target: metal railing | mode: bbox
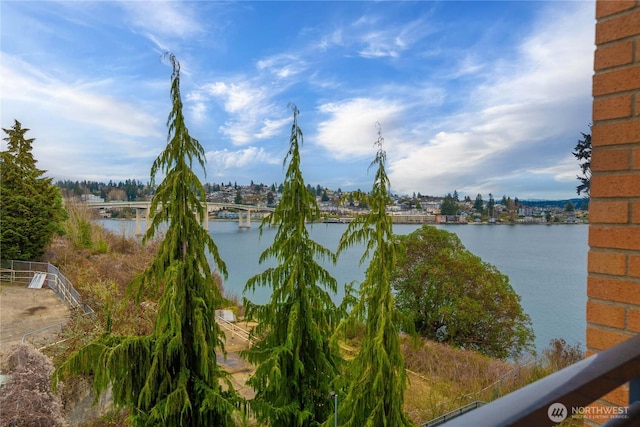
[422,401,486,426]
[0,259,93,315]
[440,333,640,426]
[21,320,68,348]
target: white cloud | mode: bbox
[204,81,266,114]
[256,117,292,140]
[193,79,289,145]
[207,147,279,172]
[316,98,405,159]
[528,155,580,183]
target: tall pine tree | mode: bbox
[242,104,341,426]
[0,120,65,260]
[334,124,413,427]
[54,53,240,426]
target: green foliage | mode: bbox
[54,53,239,426]
[473,193,484,213]
[440,193,459,216]
[333,124,414,427]
[242,104,341,426]
[77,219,94,249]
[94,239,110,254]
[0,120,66,260]
[392,224,535,359]
[572,130,591,197]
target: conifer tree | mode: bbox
[0,120,65,260]
[334,124,413,427]
[54,53,239,426]
[242,104,341,426]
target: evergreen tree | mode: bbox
[0,120,65,260]
[266,191,275,206]
[473,193,484,213]
[507,197,517,222]
[565,201,575,212]
[440,193,458,216]
[487,193,496,218]
[242,104,341,426]
[334,124,413,427]
[54,53,239,426]
[573,130,591,197]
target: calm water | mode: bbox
[99,220,588,352]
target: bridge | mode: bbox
[85,201,274,234]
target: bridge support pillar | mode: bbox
[145,205,150,233]
[135,208,142,236]
[238,210,251,229]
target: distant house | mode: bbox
[82,194,104,203]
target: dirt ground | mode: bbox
[0,281,257,405]
[0,283,70,350]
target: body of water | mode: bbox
[99,220,588,353]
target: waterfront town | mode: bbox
[67,180,588,225]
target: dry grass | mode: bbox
[401,336,584,425]
[41,204,160,364]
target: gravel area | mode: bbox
[0,284,70,349]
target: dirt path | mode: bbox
[217,320,256,399]
[0,284,70,349]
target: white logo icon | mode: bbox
[548,402,568,423]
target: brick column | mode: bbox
[586,0,640,425]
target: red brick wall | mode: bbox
[587,0,640,425]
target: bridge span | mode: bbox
[85,201,274,234]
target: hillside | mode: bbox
[18,209,582,426]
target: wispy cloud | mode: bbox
[1,54,162,138]
[1,52,164,181]
[192,72,291,146]
[120,1,205,50]
[257,54,307,80]
[382,2,594,197]
[207,147,280,176]
[356,18,429,59]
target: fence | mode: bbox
[422,401,486,426]
[0,259,93,315]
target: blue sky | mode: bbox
[1,1,595,200]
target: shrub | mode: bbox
[0,344,67,427]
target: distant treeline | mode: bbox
[519,198,588,210]
[56,179,588,209]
